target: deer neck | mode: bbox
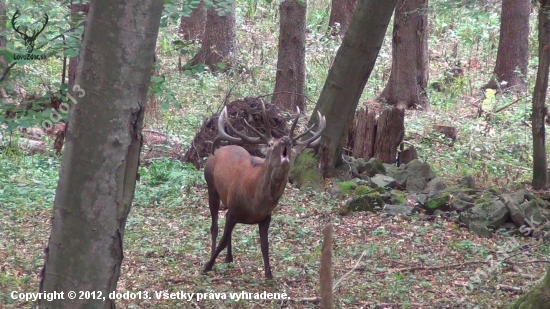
[255,159,290,205]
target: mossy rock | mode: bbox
[339,193,384,215]
[423,192,452,212]
[355,185,371,196]
[389,189,407,205]
[289,150,324,190]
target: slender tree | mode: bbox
[189,0,236,70]
[67,1,89,89]
[532,1,549,190]
[379,0,429,110]
[271,0,306,112]
[179,2,206,41]
[0,0,7,98]
[308,0,398,174]
[328,0,357,35]
[485,0,530,92]
[38,0,163,307]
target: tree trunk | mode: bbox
[532,1,549,190]
[328,0,357,35]
[190,1,236,70]
[308,0,398,175]
[485,0,530,92]
[508,267,550,309]
[379,0,429,110]
[179,2,206,41]
[271,0,306,112]
[37,0,163,308]
[68,2,89,89]
[0,0,7,98]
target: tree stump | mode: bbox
[351,107,376,159]
[373,107,405,163]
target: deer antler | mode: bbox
[290,110,326,147]
[216,101,272,145]
[30,13,49,40]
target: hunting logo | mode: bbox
[11,9,48,59]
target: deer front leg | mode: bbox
[258,215,273,279]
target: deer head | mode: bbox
[11,9,49,54]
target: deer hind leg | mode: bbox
[207,186,220,259]
[258,214,273,279]
[225,228,233,263]
[202,211,237,274]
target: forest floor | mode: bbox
[1,0,548,308]
[1,153,549,308]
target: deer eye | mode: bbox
[268,142,274,147]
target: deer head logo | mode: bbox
[11,9,49,54]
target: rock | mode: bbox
[459,175,475,189]
[502,193,524,227]
[393,169,409,188]
[403,159,436,179]
[423,192,452,212]
[451,192,475,212]
[389,190,407,205]
[328,184,342,197]
[469,222,493,238]
[370,174,397,189]
[406,175,427,193]
[339,194,384,215]
[459,198,509,230]
[362,157,386,177]
[355,185,371,196]
[384,204,415,216]
[383,163,399,178]
[425,177,448,192]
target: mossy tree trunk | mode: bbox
[379,0,429,110]
[271,0,306,112]
[485,0,530,92]
[37,0,163,308]
[308,0,398,176]
[532,1,550,190]
[508,267,550,309]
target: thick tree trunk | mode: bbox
[190,1,236,70]
[179,2,206,41]
[379,0,429,110]
[67,2,89,89]
[37,0,163,308]
[532,1,549,190]
[485,0,530,92]
[271,0,306,112]
[328,0,357,35]
[508,267,550,308]
[308,0,397,175]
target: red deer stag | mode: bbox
[202,102,326,279]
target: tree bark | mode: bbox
[379,0,429,110]
[507,267,550,309]
[67,2,89,89]
[190,1,236,70]
[328,0,357,35]
[38,0,163,308]
[308,0,398,175]
[485,0,530,92]
[179,2,206,41]
[373,107,404,163]
[271,0,306,112]
[350,107,376,159]
[532,1,550,190]
[0,0,7,98]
